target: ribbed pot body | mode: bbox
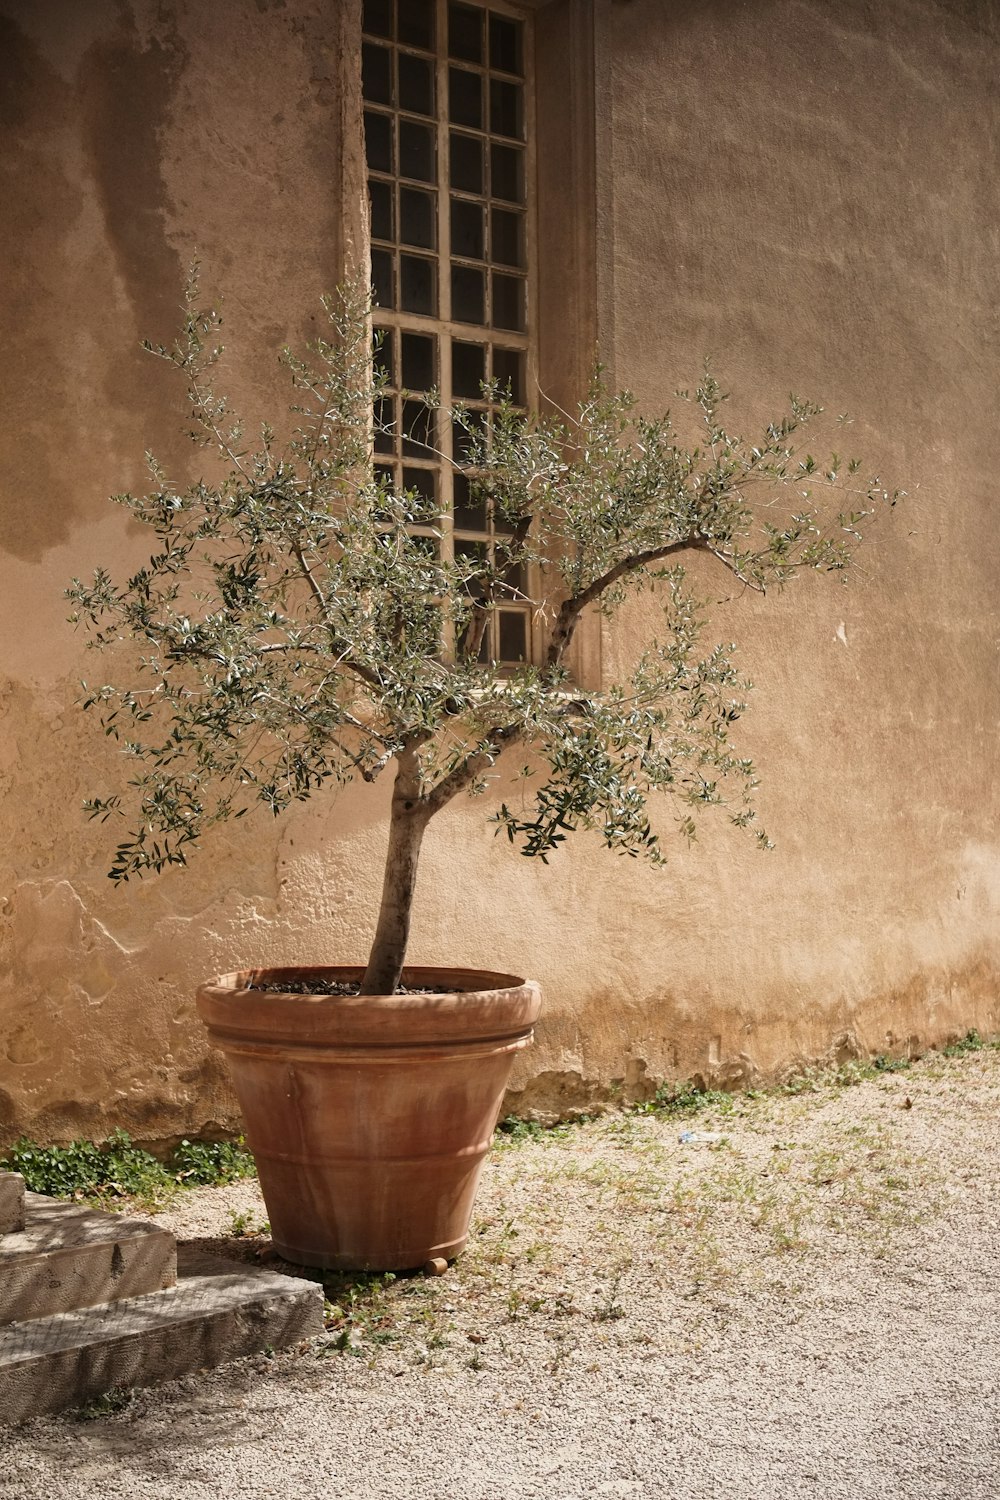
[195,966,542,1271]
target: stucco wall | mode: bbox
[576,0,1000,1103]
[1,0,998,1146]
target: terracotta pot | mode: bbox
[195,966,541,1271]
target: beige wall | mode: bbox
[579,0,1000,1102]
[1,0,998,1146]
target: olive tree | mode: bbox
[68,276,898,994]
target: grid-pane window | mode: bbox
[363,0,533,666]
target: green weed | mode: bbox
[318,1269,415,1354]
[226,1208,270,1237]
[942,1030,984,1057]
[72,1387,135,1421]
[778,1053,914,1097]
[170,1137,256,1185]
[494,1116,588,1149]
[2,1130,257,1208]
[639,1083,736,1118]
[495,1116,546,1144]
[4,1130,171,1206]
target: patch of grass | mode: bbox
[4,1130,171,1206]
[639,1083,736,1118]
[494,1115,589,1149]
[317,1269,427,1356]
[170,1137,256,1186]
[778,1054,914,1097]
[491,1039,998,1151]
[2,1130,257,1209]
[942,1029,985,1057]
[495,1116,547,1144]
[72,1387,136,1421]
[226,1208,270,1237]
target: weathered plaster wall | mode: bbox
[1,0,999,1145]
[546,0,1000,1110]
[0,0,371,1144]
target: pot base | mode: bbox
[271,1234,467,1274]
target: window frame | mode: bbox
[354,0,601,685]
[362,0,539,670]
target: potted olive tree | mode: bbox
[68,277,897,1270]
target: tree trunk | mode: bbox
[361,757,431,995]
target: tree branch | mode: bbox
[188,367,250,480]
[702,545,767,594]
[256,641,322,654]
[292,539,331,619]
[546,535,711,666]
[458,600,491,666]
[288,540,388,694]
[423,722,524,818]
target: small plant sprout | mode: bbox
[68,271,900,993]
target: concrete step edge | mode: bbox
[1,1194,179,1324]
[0,1246,325,1425]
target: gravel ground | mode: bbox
[3,1044,1000,1499]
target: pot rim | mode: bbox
[195,965,542,1048]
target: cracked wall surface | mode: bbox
[2,0,999,1144]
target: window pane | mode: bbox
[452,340,486,398]
[452,408,486,464]
[452,263,486,325]
[450,131,484,194]
[408,534,439,565]
[401,331,436,391]
[489,15,522,76]
[491,271,524,331]
[400,253,437,315]
[398,0,434,49]
[411,539,441,578]
[363,0,393,39]
[402,397,436,456]
[363,2,534,667]
[451,197,484,261]
[500,556,526,594]
[362,42,393,105]
[369,178,393,241]
[490,78,522,140]
[373,325,395,385]
[399,119,435,181]
[448,2,484,63]
[490,143,523,203]
[453,472,487,531]
[398,52,434,116]
[448,67,482,129]
[400,186,436,248]
[491,207,524,268]
[491,347,524,404]
[371,247,395,309]
[365,111,394,174]
[455,538,489,594]
[498,611,528,663]
[402,466,438,516]
[374,395,396,454]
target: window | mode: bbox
[362,0,534,666]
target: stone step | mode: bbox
[0,1243,325,1425]
[0,1193,177,1324]
[0,1173,25,1234]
